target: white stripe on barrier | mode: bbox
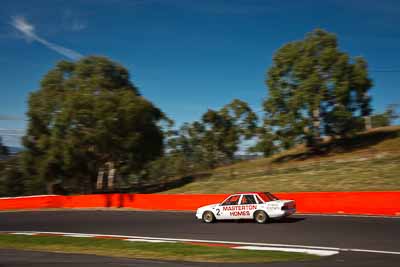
[0,195,59,200]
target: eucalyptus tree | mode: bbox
[201,99,258,164]
[22,56,166,193]
[167,99,258,168]
[263,29,372,148]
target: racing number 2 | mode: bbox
[216,208,221,216]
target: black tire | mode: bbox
[254,210,269,224]
[202,211,215,223]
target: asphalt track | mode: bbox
[0,210,399,266]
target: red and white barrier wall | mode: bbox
[0,192,399,216]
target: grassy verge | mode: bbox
[165,126,400,193]
[0,234,319,263]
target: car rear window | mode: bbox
[255,195,264,204]
[257,192,279,202]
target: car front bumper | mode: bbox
[195,211,202,220]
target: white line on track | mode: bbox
[235,246,339,256]
[125,239,176,243]
[8,232,37,235]
[62,234,98,238]
[2,231,399,256]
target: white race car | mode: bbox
[196,192,296,224]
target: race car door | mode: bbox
[218,194,242,219]
[238,194,258,219]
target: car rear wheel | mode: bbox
[202,211,215,223]
[254,211,268,224]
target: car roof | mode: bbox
[235,192,268,195]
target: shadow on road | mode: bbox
[215,217,306,224]
[271,217,306,223]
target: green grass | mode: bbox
[0,234,318,263]
[165,126,400,193]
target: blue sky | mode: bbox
[0,0,399,147]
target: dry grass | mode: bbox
[165,126,400,193]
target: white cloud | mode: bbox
[63,9,87,32]
[11,16,83,60]
[71,21,87,32]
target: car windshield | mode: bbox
[221,195,240,205]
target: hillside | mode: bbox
[165,126,400,193]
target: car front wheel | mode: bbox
[202,211,215,223]
[254,211,268,224]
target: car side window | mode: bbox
[241,195,257,205]
[255,195,264,204]
[221,195,240,205]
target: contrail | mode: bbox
[11,16,83,60]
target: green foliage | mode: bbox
[371,104,399,128]
[168,99,258,169]
[22,56,166,194]
[261,29,373,150]
[248,129,276,157]
[142,154,189,185]
[0,156,26,197]
[0,138,8,156]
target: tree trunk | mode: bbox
[107,162,116,190]
[312,108,321,139]
[46,182,54,195]
[96,168,104,190]
[308,108,322,149]
[364,116,372,131]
